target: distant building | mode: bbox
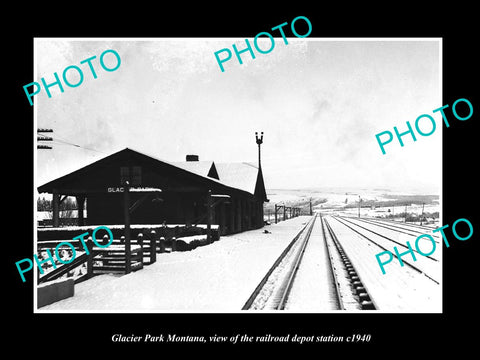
[37,147,268,235]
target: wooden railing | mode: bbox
[37,240,94,284]
[37,232,158,285]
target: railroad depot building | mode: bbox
[37,147,268,236]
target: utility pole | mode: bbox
[420,202,425,226]
[37,128,53,149]
[358,195,361,218]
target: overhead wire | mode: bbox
[38,130,107,154]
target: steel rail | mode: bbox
[324,217,377,310]
[241,216,314,310]
[275,214,317,310]
[331,216,439,285]
[337,216,439,262]
[319,214,345,310]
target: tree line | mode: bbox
[37,196,77,211]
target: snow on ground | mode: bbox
[284,217,339,311]
[266,187,439,215]
[331,203,440,221]
[266,191,310,205]
[38,216,312,312]
[325,215,441,312]
[37,188,440,313]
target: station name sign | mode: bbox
[107,187,125,193]
[107,187,162,193]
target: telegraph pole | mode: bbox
[37,128,53,149]
[358,195,361,218]
[420,202,425,225]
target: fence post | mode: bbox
[159,236,165,253]
[151,230,159,253]
[86,239,93,279]
[137,243,143,269]
[137,233,145,264]
[150,232,156,264]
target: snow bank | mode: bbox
[174,235,209,251]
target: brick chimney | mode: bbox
[186,154,199,162]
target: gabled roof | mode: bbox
[170,160,267,201]
[169,161,219,180]
[38,148,267,201]
[214,162,259,195]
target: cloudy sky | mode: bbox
[34,38,441,194]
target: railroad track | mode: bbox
[241,215,316,310]
[332,216,440,284]
[347,216,440,238]
[337,216,440,258]
[322,216,376,310]
[242,214,376,311]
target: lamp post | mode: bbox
[255,131,263,169]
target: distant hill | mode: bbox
[266,187,439,213]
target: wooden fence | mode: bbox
[37,231,159,285]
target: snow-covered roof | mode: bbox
[214,162,259,194]
[169,161,218,179]
[170,160,259,194]
[38,148,266,199]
